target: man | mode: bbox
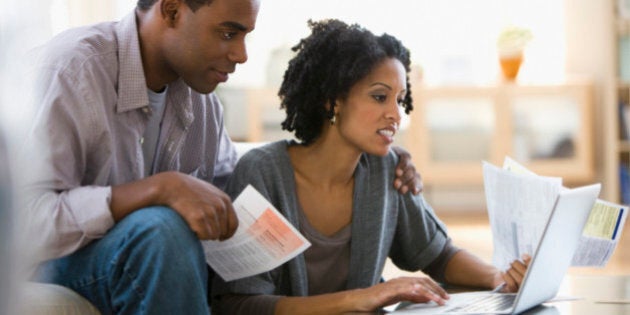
[23,0,422,314]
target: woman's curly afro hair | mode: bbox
[279,19,413,145]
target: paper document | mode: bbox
[202,185,311,281]
[572,198,627,266]
[483,160,562,270]
[484,157,628,269]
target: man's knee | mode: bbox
[116,206,203,262]
[123,206,191,236]
[105,207,209,313]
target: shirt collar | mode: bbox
[115,11,149,113]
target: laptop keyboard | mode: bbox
[446,294,516,313]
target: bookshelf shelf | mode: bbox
[616,2,630,204]
[617,18,630,34]
[619,141,630,152]
[617,81,630,89]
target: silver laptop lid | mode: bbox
[512,183,601,314]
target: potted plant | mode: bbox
[497,26,533,81]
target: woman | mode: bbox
[212,19,529,314]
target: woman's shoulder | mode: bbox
[232,140,298,184]
[237,140,292,165]
[226,140,295,199]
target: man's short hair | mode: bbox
[137,0,213,12]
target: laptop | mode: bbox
[390,183,601,314]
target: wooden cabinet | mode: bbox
[404,81,595,186]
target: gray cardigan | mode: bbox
[212,140,451,311]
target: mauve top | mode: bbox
[20,11,237,263]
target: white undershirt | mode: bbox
[142,87,168,176]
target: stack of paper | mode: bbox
[483,157,628,270]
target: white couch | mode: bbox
[19,283,100,315]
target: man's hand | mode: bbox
[160,172,238,240]
[392,146,423,195]
[111,171,238,241]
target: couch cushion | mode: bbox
[19,282,100,315]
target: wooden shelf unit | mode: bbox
[405,81,595,187]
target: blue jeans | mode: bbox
[35,206,211,315]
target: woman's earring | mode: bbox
[330,114,336,125]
